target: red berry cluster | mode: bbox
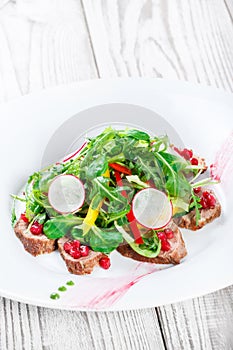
[157,228,174,252]
[64,240,90,259]
[174,147,198,165]
[200,191,216,209]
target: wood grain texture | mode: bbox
[158,286,233,350]
[0,298,165,350]
[82,0,233,91]
[1,0,233,349]
[0,0,97,102]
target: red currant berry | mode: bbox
[161,240,171,252]
[30,222,43,235]
[69,249,81,259]
[164,228,174,239]
[191,158,198,165]
[200,198,208,209]
[80,245,89,257]
[64,241,73,253]
[157,232,166,241]
[207,194,216,208]
[71,240,81,250]
[99,257,111,269]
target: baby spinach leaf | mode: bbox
[89,226,123,254]
[43,215,83,239]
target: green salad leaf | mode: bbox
[43,215,83,239]
[89,226,123,254]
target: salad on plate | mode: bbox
[12,127,221,275]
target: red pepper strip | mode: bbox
[126,209,144,244]
[109,163,132,175]
[114,170,144,244]
[114,171,128,198]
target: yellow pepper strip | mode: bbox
[83,168,110,234]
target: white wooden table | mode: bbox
[1,1,233,349]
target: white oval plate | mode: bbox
[0,78,233,311]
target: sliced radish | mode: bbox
[132,188,172,230]
[48,175,85,214]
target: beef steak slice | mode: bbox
[174,190,221,230]
[14,219,57,256]
[58,237,107,275]
[117,221,187,265]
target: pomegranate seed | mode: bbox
[164,228,174,239]
[30,222,43,235]
[99,257,111,270]
[71,240,81,250]
[80,245,89,257]
[203,191,210,199]
[64,241,73,253]
[200,198,208,209]
[20,213,29,223]
[182,149,193,160]
[191,158,198,165]
[207,194,216,208]
[161,240,171,252]
[157,232,166,241]
[69,249,81,259]
[193,187,201,194]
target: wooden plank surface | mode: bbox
[0,0,233,349]
[82,0,233,90]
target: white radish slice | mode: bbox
[48,175,85,214]
[132,188,172,229]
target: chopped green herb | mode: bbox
[66,281,75,286]
[50,293,60,300]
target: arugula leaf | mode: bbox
[155,152,191,198]
[92,177,129,213]
[98,206,131,226]
[190,191,202,225]
[81,155,108,180]
[43,215,83,239]
[119,129,150,142]
[151,135,169,152]
[11,195,26,202]
[134,152,165,190]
